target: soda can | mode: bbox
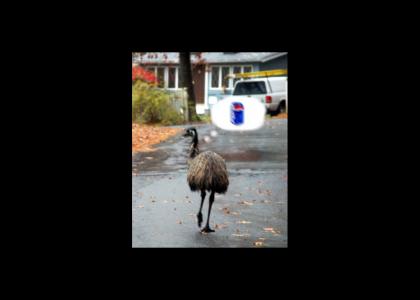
[231,102,244,125]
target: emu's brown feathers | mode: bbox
[187,151,229,194]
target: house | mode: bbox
[132,52,288,114]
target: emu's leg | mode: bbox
[201,191,215,233]
[197,190,206,228]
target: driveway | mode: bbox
[132,118,287,247]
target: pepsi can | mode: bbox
[231,102,244,125]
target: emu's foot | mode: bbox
[197,212,203,228]
[201,226,215,233]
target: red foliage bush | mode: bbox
[132,66,157,83]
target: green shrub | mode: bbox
[198,114,211,123]
[161,108,184,125]
[132,80,184,125]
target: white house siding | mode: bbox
[259,54,288,71]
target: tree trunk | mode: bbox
[179,52,198,122]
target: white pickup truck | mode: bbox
[230,76,287,116]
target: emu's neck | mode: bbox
[189,136,199,159]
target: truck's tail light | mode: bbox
[265,96,272,103]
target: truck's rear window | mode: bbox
[233,81,267,95]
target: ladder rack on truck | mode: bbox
[227,69,287,79]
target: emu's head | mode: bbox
[183,127,198,148]
[183,127,197,138]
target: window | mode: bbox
[211,67,219,88]
[157,67,165,88]
[168,67,176,88]
[222,67,230,88]
[233,66,241,86]
[140,66,182,89]
[243,66,252,73]
[210,65,254,89]
[233,81,267,95]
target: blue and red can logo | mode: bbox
[231,102,244,125]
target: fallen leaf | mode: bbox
[215,223,228,229]
[254,241,264,247]
[239,201,253,206]
[263,227,279,234]
[222,207,231,214]
[137,205,144,208]
[177,220,182,224]
[237,220,252,224]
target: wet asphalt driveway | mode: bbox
[132,119,287,247]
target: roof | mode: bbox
[132,52,287,65]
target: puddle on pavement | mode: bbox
[217,150,262,162]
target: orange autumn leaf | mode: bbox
[271,113,288,119]
[132,124,182,153]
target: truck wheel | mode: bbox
[270,103,281,116]
[279,100,286,114]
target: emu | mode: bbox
[183,127,229,233]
